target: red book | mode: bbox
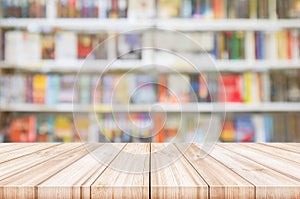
[158,75,168,102]
[218,74,242,102]
[77,34,93,58]
[10,116,37,142]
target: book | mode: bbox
[218,74,242,102]
[45,74,60,105]
[220,117,235,142]
[79,75,91,104]
[55,31,77,60]
[32,74,47,104]
[74,114,89,142]
[167,74,190,103]
[37,114,55,142]
[54,115,73,142]
[130,75,156,104]
[127,0,155,19]
[41,34,55,59]
[77,34,94,59]
[10,115,37,142]
[234,115,255,142]
[117,33,142,59]
[59,75,78,103]
[158,0,181,18]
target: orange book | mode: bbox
[212,0,224,19]
[154,113,165,142]
[158,75,168,102]
[287,31,292,59]
[10,116,37,142]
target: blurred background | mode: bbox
[0,0,299,143]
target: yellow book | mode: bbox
[277,31,288,60]
[243,72,252,103]
[249,0,257,18]
[33,74,47,104]
[218,32,225,59]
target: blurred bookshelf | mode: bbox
[0,0,300,143]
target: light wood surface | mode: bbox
[0,143,299,198]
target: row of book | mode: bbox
[157,0,300,19]
[1,70,299,105]
[0,114,87,142]
[155,30,300,60]
[2,0,46,18]
[0,74,101,105]
[1,112,299,142]
[2,0,300,19]
[4,30,300,63]
[213,30,300,60]
[3,31,142,62]
[221,113,300,142]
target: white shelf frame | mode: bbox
[1,103,299,113]
[1,18,300,31]
[2,60,300,73]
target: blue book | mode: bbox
[235,115,255,142]
[256,32,264,59]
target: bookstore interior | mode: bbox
[0,0,300,143]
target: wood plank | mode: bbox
[0,143,78,181]
[209,144,300,198]
[178,144,254,199]
[151,143,208,199]
[261,143,300,153]
[38,143,124,199]
[0,143,60,164]
[0,143,36,154]
[0,143,99,199]
[243,143,300,164]
[220,143,300,181]
[91,143,149,199]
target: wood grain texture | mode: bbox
[151,143,208,199]
[0,143,60,163]
[214,144,300,198]
[0,143,97,199]
[261,143,300,153]
[38,143,124,199]
[245,143,300,164]
[180,144,254,199]
[0,143,299,199]
[0,143,36,154]
[220,143,300,181]
[91,143,149,199]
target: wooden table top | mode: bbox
[0,143,299,199]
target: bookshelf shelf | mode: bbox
[2,60,300,73]
[1,103,299,113]
[156,19,300,31]
[0,60,143,73]
[1,18,300,31]
[0,18,154,31]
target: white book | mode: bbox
[127,0,155,20]
[5,31,23,64]
[23,33,41,62]
[268,0,277,19]
[167,74,190,103]
[98,0,108,18]
[252,114,266,142]
[245,31,255,60]
[262,72,270,102]
[55,31,77,60]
